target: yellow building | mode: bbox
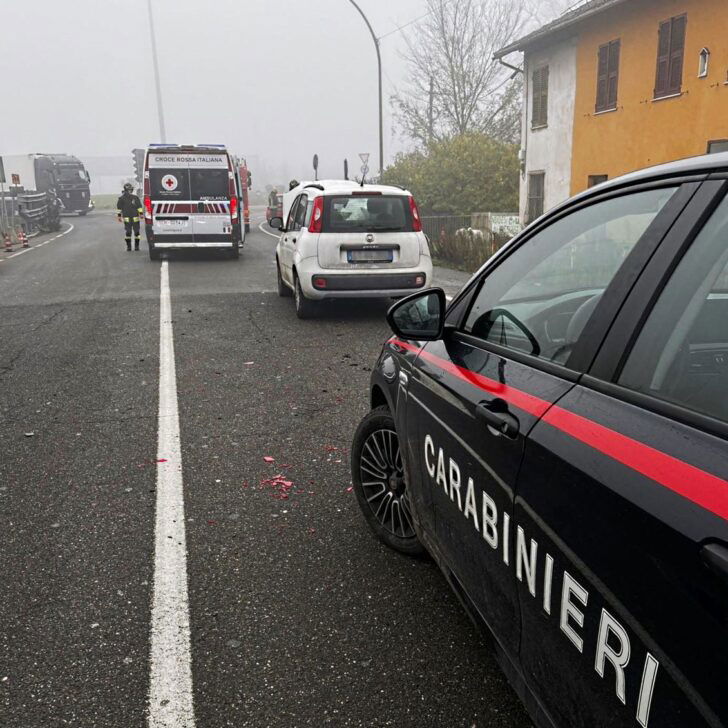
[496,0,728,221]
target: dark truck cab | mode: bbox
[35,154,91,215]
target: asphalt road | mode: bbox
[0,211,531,728]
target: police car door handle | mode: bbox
[700,542,728,584]
[475,399,519,439]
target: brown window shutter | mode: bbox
[541,66,549,126]
[607,40,620,108]
[655,20,671,97]
[596,44,609,111]
[532,67,544,127]
[668,15,687,93]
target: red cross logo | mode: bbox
[161,174,178,191]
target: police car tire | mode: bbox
[294,275,317,318]
[351,406,425,557]
[277,261,292,297]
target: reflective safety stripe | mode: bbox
[390,337,728,521]
[123,217,131,222]
[132,217,139,222]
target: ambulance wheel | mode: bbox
[351,406,425,557]
[294,274,318,319]
[277,261,292,297]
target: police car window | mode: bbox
[619,193,728,424]
[463,188,677,366]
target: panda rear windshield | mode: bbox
[323,195,412,233]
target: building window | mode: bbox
[698,47,710,78]
[654,14,687,99]
[531,66,549,128]
[588,174,608,187]
[707,140,728,154]
[596,40,620,112]
[527,172,545,222]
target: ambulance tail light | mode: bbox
[409,195,422,232]
[308,196,324,233]
[144,195,152,222]
[228,172,238,221]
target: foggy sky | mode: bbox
[1,0,429,183]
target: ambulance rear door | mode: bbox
[148,153,194,242]
[188,153,232,244]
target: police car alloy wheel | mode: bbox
[351,406,424,556]
[277,260,292,298]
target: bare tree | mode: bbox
[392,0,572,146]
[392,0,524,146]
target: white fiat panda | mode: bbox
[270,181,433,318]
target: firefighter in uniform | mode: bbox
[116,183,144,251]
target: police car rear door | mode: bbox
[514,180,728,727]
[407,180,696,699]
[148,151,193,242]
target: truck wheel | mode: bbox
[149,245,160,261]
[78,211,88,216]
[294,274,317,319]
[277,260,292,297]
[230,242,240,259]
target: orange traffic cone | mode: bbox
[3,232,12,252]
[19,230,28,248]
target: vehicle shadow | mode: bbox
[158,250,239,263]
[313,298,392,321]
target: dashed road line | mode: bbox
[0,223,75,262]
[148,260,195,727]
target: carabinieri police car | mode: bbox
[351,153,728,728]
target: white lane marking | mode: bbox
[0,223,75,262]
[258,221,281,239]
[148,260,196,728]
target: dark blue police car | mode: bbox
[351,153,728,728]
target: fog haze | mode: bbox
[2,0,428,186]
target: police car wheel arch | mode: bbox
[351,406,425,556]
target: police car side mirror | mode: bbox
[387,288,446,341]
[269,216,284,230]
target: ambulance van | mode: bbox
[143,144,244,260]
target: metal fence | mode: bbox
[421,212,521,272]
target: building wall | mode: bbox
[570,0,728,195]
[520,38,578,221]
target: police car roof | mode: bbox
[574,151,728,200]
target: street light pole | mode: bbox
[147,0,167,143]
[346,0,383,179]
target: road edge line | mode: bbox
[0,222,74,262]
[258,221,280,239]
[148,260,196,727]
